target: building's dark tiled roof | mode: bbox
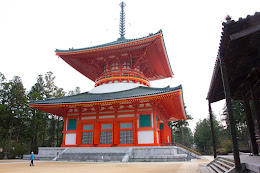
[30,85,182,105]
[55,30,162,53]
[207,12,260,102]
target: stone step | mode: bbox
[207,166,217,173]
[212,161,228,172]
[59,153,125,162]
[215,160,233,170]
[218,157,234,163]
[199,166,212,173]
[57,147,130,162]
[66,147,129,154]
[209,163,224,173]
[217,157,235,167]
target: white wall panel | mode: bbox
[138,131,154,144]
[65,133,76,145]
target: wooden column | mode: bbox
[93,106,100,145]
[208,101,217,158]
[62,116,67,146]
[113,104,120,145]
[243,95,259,155]
[76,107,82,146]
[152,112,157,145]
[219,55,241,168]
[133,102,139,145]
[250,87,260,138]
[61,108,68,146]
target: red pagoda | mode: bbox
[30,2,186,147]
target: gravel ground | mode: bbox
[0,158,213,173]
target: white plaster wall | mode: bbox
[81,116,96,120]
[89,83,146,93]
[99,115,115,119]
[157,132,159,144]
[138,131,154,144]
[118,114,134,118]
[65,133,76,145]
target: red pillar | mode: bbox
[62,116,67,147]
[153,112,157,145]
[113,121,120,145]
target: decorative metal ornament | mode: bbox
[119,1,126,40]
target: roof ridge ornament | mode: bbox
[225,15,232,24]
[118,1,126,41]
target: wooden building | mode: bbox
[30,2,186,147]
[207,12,260,169]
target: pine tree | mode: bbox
[0,75,28,158]
[171,105,193,147]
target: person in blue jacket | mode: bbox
[30,152,34,166]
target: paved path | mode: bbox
[0,158,212,173]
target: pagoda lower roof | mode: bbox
[30,85,186,121]
[30,85,182,105]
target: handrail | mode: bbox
[96,71,149,83]
[95,71,150,87]
[174,142,202,156]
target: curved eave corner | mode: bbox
[160,31,174,78]
[179,87,186,120]
[169,87,186,121]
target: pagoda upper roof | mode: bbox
[55,30,174,82]
[56,30,162,53]
[30,85,186,121]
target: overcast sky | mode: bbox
[0,0,259,131]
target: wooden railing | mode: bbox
[95,71,150,87]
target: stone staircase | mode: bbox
[200,157,233,173]
[207,157,235,173]
[201,155,260,173]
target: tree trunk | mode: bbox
[16,119,21,142]
[8,121,13,158]
[181,126,184,145]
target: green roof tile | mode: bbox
[30,85,182,105]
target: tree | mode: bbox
[68,86,81,96]
[222,101,250,150]
[194,119,212,154]
[0,74,29,158]
[28,75,46,152]
[0,71,70,158]
[43,72,65,147]
[171,105,193,147]
[194,113,227,155]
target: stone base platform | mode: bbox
[23,146,201,162]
